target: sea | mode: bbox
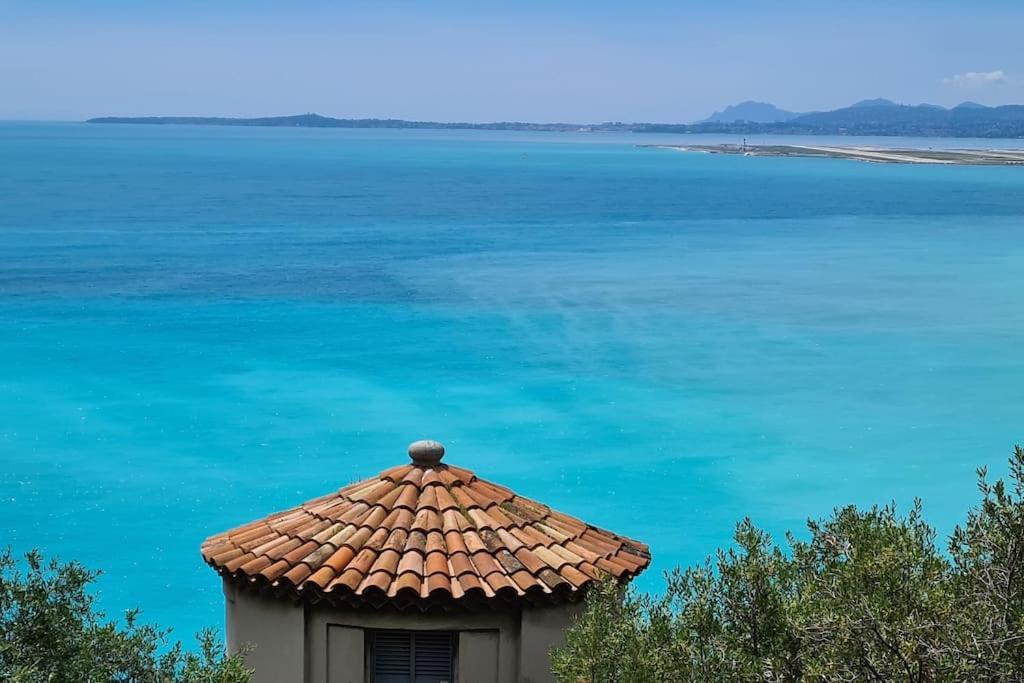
[1,122,1023,641]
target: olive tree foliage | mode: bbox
[553,446,1024,682]
[0,549,252,683]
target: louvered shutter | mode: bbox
[413,631,453,683]
[370,630,454,683]
[372,631,412,683]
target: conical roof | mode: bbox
[201,440,650,610]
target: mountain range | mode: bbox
[88,99,1024,138]
[662,98,1024,136]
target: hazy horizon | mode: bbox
[3,0,1024,122]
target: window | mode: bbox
[369,630,455,683]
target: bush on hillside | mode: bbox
[552,446,1024,682]
[0,549,251,683]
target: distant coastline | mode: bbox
[86,114,605,133]
[87,100,1024,139]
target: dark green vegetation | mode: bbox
[0,550,251,682]
[553,447,1024,682]
[88,100,1024,138]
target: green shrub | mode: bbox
[0,549,251,683]
[553,446,1024,682]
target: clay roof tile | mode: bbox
[434,487,459,512]
[393,484,420,511]
[201,444,649,608]
[283,563,313,585]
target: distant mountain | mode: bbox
[780,100,1024,136]
[954,101,988,110]
[700,101,799,124]
[849,98,898,108]
[88,99,1024,138]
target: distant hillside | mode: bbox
[700,101,799,124]
[674,100,1024,137]
[88,100,1024,138]
[778,101,1024,137]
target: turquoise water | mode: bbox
[1,122,1023,640]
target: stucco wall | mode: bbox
[223,584,578,683]
[519,603,583,683]
[224,580,305,683]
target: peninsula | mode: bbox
[644,143,1024,165]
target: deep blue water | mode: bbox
[1,122,1023,641]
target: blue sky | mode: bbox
[2,0,1023,121]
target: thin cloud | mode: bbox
[943,70,1008,89]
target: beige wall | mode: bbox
[518,603,583,683]
[223,582,578,683]
[224,580,306,682]
[326,625,364,683]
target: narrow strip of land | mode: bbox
[643,144,1024,165]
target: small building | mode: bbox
[201,440,651,683]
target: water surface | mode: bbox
[1,122,1023,638]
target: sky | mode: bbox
[2,0,1024,122]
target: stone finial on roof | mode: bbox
[408,439,445,466]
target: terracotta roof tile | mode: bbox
[467,508,499,530]
[260,559,291,582]
[509,569,540,591]
[202,446,650,609]
[396,551,423,577]
[427,572,451,595]
[483,571,516,594]
[459,529,485,555]
[444,530,469,555]
[379,464,414,482]
[405,530,427,554]
[343,526,373,553]
[400,468,424,487]
[510,525,550,549]
[335,568,364,591]
[264,538,303,561]
[425,531,446,554]
[595,557,630,578]
[449,552,475,577]
[391,571,421,597]
[425,551,448,576]
[394,484,419,511]
[455,572,483,594]
[483,505,515,528]
[307,565,336,587]
[368,549,401,577]
[224,553,254,572]
[361,571,393,593]
[284,563,313,585]
[415,486,438,512]
[382,528,409,553]
[512,547,547,574]
[324,546,356,574]
[434,487,459,512]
